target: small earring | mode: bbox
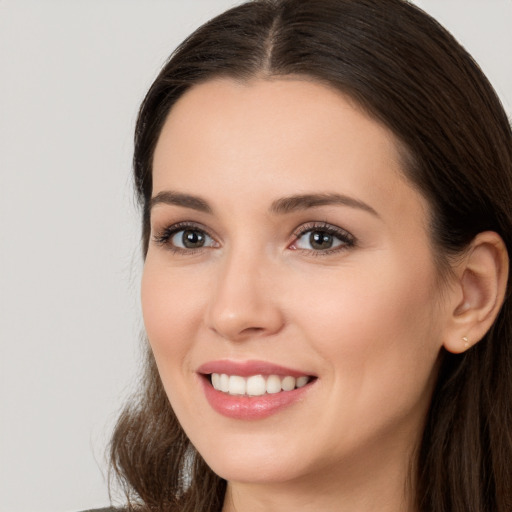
[462,336,469,349]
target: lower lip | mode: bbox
[201,376,314,420]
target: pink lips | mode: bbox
[198,359,311,378]
[197,360,315,420]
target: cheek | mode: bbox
[141,258,207,361]
[290,260,442,449]
[293,255,441,389]
[140,259,211,426]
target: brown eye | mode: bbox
[291,223,355,253]
[170,228,214,249]
[309,231,335,250]
[153,223,218,252]
[177,229,206,249]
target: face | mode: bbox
[142,78,449,490]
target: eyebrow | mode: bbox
[270,193,379,217]
[149,191,212,213]
[149,190,379,217]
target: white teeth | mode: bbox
[229,375,246,395]
[281,376,296,391]
[211,373,220,390]
[266,375,282,394]
[210,373,311,396]
[219,373,229,393]
[296,376,309,388]
[246,375,266,396]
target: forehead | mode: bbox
[152,77,427,226]
[155,77,398,159]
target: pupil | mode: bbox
[183,230,205,248]
[310,231,332,250]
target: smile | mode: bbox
[198,360,317,419]
[210,373,311,396]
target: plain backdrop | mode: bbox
[1,1,511,511]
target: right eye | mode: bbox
[171,228,214,249]
[153,223,218,252]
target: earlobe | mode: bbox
[443,231,509,354]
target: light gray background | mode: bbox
[1,1,511,511]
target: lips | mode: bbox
[198,359,313,378]
[197,360,316,420]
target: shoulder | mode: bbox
[80,508,120,512]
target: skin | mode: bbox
[142,77,466,512]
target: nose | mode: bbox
[205,248,285,341]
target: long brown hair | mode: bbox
[110,1,512,510]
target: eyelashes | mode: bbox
[290,222,355,254]
[152,221,356,256]
[153,222,218,253]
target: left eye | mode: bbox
[292,227,353,251]
[170,228,215,249]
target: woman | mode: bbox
[109,0,512,511]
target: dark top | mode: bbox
[81,508,118,512]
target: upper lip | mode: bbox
[197,359,315,378]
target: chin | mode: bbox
[205,455,305,485]
[190,429,320,485]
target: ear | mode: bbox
[443,231,509,354]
